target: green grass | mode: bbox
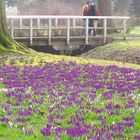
[129,26,140,35]
[0,26,140,140]
[1,44,140,69]
[0,123,34,140]
[79,40,140,66]
[92,40,140,51]
[0,124,49,140]
[0,55,140,139]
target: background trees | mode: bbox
[6,0,139,17]
[0,0,30,55]
[98,0,112,16]
[6,0,140,16]
[133,0,140,15]
[1,0,140,55]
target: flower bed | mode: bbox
[0,61,140,139]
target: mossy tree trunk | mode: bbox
[0,0,11,47]
[0,0,31,55]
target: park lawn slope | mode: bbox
[0,52,140,69]
[0,60,140,139]
[80,40,140,65]
[0,44,140,139]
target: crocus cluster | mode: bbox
[0,61,140,139]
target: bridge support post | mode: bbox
[20,18,22,28]
[29,18,33,45]
[103,18,107,44]
[55,18,58,26]
[85,18,89,45]
[37,18,40,28]
[67,19,70,44]
[123,19,127,40]
[48,18,52,45]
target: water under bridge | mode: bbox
[7,15,129,53]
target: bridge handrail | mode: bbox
[7,15,130,45]
[7,15,130,19]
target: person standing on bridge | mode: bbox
[81,0,97,36]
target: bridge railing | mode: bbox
[7,15,129,45]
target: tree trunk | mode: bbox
[98,0,112,26]
[0,0,11,46]
[0,0,31,55]
[98,0,112,16]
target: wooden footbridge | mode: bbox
[7,15,129,51]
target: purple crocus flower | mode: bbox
[40,124,51,137]
[134,136,140,140]
[55,127,63,135]
[106,103,113,110]
[105,133,113,140]
[114,104,121,109]
[0,117,9,123]
[66,126,88,137]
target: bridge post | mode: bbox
[103,18,107,44]
[55,18,58,26]
[67,19,70,45]
[37,18,40,28]
[29,18,33,45]
[48,18,52,45]
[85,18,89,44]
[123,19,127,40]
[19,18,22,28]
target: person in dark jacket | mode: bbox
[81,0,96,36]
[87,0,96,35]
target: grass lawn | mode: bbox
[80,40,140,65]
[0,39,140,140]
[129,26,140,35]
